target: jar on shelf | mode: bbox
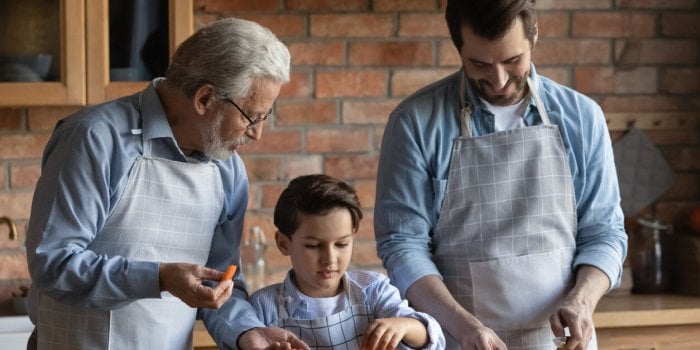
[630,217,672,294]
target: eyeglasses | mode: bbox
[222,97,272,129]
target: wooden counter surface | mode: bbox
[593,293,700,328]
[193,294,700,348]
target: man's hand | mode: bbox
[550,265,610,350]
[159,262,233,309]
[457,324,507,350]
[238,327,310,350]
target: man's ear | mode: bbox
[275,231,291,256]
[532,22,539,47]
[192,84,217,115]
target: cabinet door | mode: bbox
[86,0,192,104]
[0,0,85,106]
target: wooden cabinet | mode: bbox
[0,0,192,107]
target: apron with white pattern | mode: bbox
[433,73,596,349]
[271,278,383,350]
[36,93,224,349]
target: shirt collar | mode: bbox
[140,78,177,142]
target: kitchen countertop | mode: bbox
[192,293,700,347]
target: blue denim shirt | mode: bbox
[374,65,628,297]
[25,79,262,349]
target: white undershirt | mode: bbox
[298,291,348,319]
[479,97,528,131]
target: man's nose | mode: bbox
[489,65,509,89]
[246,123,263,141]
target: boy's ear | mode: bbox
[275,231,291,256]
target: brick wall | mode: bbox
[0,1,699,308]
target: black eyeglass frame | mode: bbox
[222,97,272,129]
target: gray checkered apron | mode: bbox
[36,91,225,349]
[271,278,377,350]
[433,74,596,349]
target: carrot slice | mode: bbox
[221,265,237,281]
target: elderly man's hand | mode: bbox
[159,262,233,309]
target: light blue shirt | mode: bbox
[374,65,628,297]
[25,79,262,349]
[250,270,445,350]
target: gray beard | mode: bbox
[202,111,252,160]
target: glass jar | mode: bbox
[630,217,672,293]
[241,226,268,292]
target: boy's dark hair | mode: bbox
[446,0,537,50]
[274,174,363,237]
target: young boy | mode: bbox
[249,174,445,350]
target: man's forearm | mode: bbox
[405,275,483,340]
[566,265,610,314]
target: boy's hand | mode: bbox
[238,327,310,350]
[362,317,425,350]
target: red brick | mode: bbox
[576,66,658,94]
[343,99,400,125]
[10,162,41,189]
[537,67,572,87]
[614,39,697,65]
[316,70,387,98]
[0,134,50,159]
[0,253,30,280]
[599,96,682,112]
[306,128,371,153]
[241,157,282,182]
[349,41,433,66]
[325,155,379,180]
[661,13,700,37]
[284,156,324,179]
[438,40,461,67]
[198,0,279,12]
[661,68,700,94]
[0,192,33,222]
[284,0,369,11]
[354,210,375,240]
[237,130,303,155]
[374,0,438,11]
[354,179,376,209]
[276,101,338,126]
[391,68,457,97]
[278,71,311,99]
[242,212,276,241]
[538,12,570,38]
[398,13,449,37]
[616,0,697,9]
[573,12,655,38]
[310,14,394,37]
[261,183,287,208]
[351,240,382,267]
[288,42,345,65]
[27,107,79,131]
[235,14,306,38]
[536,0,611,10]
[0,108,23,130]
[575,67,614,94]
[534,39,611,65]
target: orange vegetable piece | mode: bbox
[221,265,237,281]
